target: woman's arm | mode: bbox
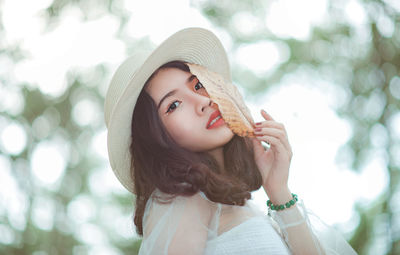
[138,192,213,255]
[251,109,325,254]
[266,188,324,255]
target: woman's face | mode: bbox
[145,67,234,153]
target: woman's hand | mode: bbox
[251,110,293,201]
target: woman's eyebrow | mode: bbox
[157,74,197,110]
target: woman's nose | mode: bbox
[196,95,214,115]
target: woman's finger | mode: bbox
[251,137,267,156]
[255,135,287,156]
[261,109,274,121]
[255,120,285,130]
[255,122,289,144]
[254,127,291,154]
[255,110,287,135]
[255,109,293,158]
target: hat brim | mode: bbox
[106,27,231,194]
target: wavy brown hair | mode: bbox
[130,60,263,235]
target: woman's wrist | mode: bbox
[263,186,293,205]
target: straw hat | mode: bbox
[104,27,231,194]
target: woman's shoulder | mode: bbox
[145,189,219,226]
[149,188,215,206]
[149,189,260,212]
[147,189,221,221]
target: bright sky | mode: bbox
[0,0,394,250]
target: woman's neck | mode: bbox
[207,147,225,172]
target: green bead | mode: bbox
[266,193,299,212]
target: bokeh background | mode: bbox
[0,0,399,254]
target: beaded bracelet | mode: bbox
[267,193,298,211]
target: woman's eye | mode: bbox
[166,100,181,113]
[194,81,204,90]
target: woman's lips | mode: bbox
[206,110,225,129]
[207,116,225,129]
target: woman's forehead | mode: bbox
[146,68,193,98]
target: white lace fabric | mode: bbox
[138,189,357,255]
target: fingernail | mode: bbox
[255,128,262,132]
[255,122,262,125]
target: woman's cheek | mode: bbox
[175,121,193,140]
[164,117,193,144]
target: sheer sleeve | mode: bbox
[269,199,357,255]
[138,190,357,254]
[138,189,219,255]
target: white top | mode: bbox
[138,189,357,255]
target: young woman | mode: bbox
[104,27,357,254]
